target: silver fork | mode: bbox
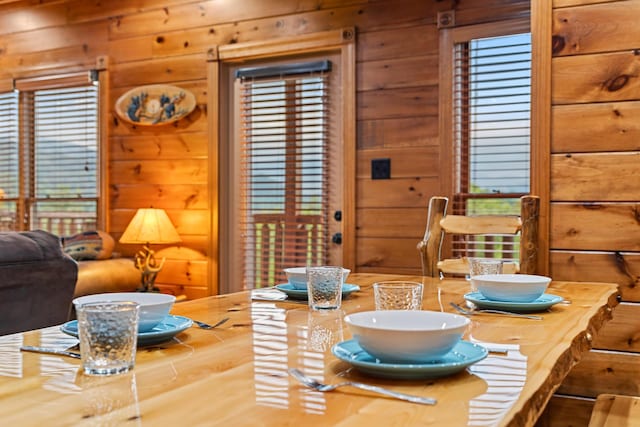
[450,302,542,320]
[288,368,437,405]
[193,317,230,330]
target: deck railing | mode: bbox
[250,213,326,288]
[0,212,96,236]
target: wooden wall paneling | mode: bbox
[109,133,209,161]
[356,208,427,239]
[452,0,530,27]
[550,250,640,302]
[557,349,640,397]
[0,2,67,36]
[110,54,207,87]
[357,55,438,91]
[536,394,595,427]
[356,236,424,271]
[553,0,616,7]
[0,43,106,77]
[0,20,109,56]
[357,25,438,62]
[108,0,447,41]
[109,159,208,185]
[551,152,640,200]
[357,146,440,178]
[357,85,438,120]
[550,203,640,251]
[593,303,640,352]
[552,51,640,105]
[357,116,439,149]
[552,102,640,153]
[357,176,439,208]
[110,184,209,210]
[553,1,640,57]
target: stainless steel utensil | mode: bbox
[450,302,542,320]
[193,317,230,330]
[288,368,437,405]
[20,346,81,359]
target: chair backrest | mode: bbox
[417,195,540,277]
[588,394,640,427]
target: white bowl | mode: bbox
[344,310,469,363]
[471,274,552,303]
[283,267,351,290]
[73,292,176,332]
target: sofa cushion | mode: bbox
[62,230,115,260]
[0,230,64,263]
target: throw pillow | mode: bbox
[62,230,115,261]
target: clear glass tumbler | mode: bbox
[373,281,423,310]
[77,301,140,376]
[468,258,504,291]
[306,266,344,311]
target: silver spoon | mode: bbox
[450,302,543,320]
[288,368,437,405]
[193,317,230,330]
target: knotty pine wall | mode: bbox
[535,0,640,425]
[0,0,529,298]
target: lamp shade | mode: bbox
[119,208,182,245]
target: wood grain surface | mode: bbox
[0,273,618,426]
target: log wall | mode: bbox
[0,0,528,296]
[536,0,640,425]
[0,0,638,424]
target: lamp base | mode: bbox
[134,245,166,293]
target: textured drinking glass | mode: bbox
[77,301,140,376]
[373,281,424,310]
[468,258,504,291]
[306,266,343,311]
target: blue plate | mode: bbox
[464,292,564,313]
[60,315,193,347]
[275,283,360,301]
[331,339,488,380]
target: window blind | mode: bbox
[0,72,99,234]
[0,92,19,231]
[237,64,330,288]
[452,32,531,261]
[453,32,531,216]
[28,85,99,234]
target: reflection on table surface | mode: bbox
[0,273,618,426]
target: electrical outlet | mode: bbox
[371,158,391,180]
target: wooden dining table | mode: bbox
[0,273,619,426]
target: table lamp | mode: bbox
[119,208,182,292]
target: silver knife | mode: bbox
[20,346,81,359]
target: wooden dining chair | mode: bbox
[416,195,540,278]
[588,394,640,427]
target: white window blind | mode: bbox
[0,75,99,234]
[0,92,19,231]
[237,61,331,288]
[453,32,531,216]
[29,85,99,234]
[452,32,531,261]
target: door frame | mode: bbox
[212,28,356,293]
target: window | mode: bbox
[0,72,99,234]
[235,61,332,289]
[441,19,531,260]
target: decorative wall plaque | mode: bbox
[115,84,196,126]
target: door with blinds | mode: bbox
[221,54,344,292]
